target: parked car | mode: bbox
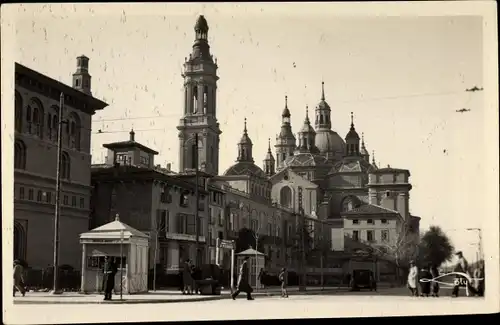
[350,269,376,291]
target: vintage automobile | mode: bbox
[350,269,376,291]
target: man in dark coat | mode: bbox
[13,259,26,297]
[182,259,193,295]
[102,256,118,301]
[430,265,440,297]
[451,251,476,297]
[419,266,432,297]
[231,256,254,300]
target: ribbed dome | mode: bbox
[223,162,267,178]
[328,158,376,175]
[284,153,330,168]
[315,130,345,155]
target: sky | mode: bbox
[7,3,496,264]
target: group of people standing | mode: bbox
[407,251,485,298]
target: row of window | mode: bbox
[208,207,224,226]
[351,229,390,242]
[14,93,83,151]
[14,139,72,179]
[352,218,388,225]
[16,186,86,209]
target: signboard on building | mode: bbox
[218,239,235,250]
[166,233,206,243]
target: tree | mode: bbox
[417,225,454,267]
[235,227,264,253]
[368,222,420,283]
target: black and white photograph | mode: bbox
[1,2,498,324]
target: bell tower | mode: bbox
[177,15,221,175]
[72,55,92,95]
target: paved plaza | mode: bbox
[7,289,484,325]
[12,285,473,305]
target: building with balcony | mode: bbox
[13,57,108,270]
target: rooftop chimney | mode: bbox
[130,129,135,141]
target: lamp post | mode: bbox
[120,228,124,300]
[51,92,66,295]
[193,133,200,267]
[465,228,483,263]
[297,186,306,291]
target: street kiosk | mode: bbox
[79,216,150,294]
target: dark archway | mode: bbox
[14,221,26,261]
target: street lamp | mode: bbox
[51,92,67,295]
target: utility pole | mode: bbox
[51,92,64,295]
[194,133,200,267]
[298,186,306,291]
[466,228,483,262]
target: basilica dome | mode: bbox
[315,130,345,156]
[283,152,330,168]
[328,158,376,175]
[223,162,267,178]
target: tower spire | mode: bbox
[321,81,325,101]
[267,137,272,152]
[350,111,355,129]
[372,150,376,165]
[243,117,248,134]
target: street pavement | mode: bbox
[12,286,345,304]
[12,285,476,305]
[8,289,485,325]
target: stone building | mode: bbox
[90,132,209,272]
[13,57,108,269]
[171,16,420,275]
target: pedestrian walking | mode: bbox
[473,261,485,297]
[191,264,201,295]
[102,256,118,301]
[369,270,377,292]
[430,265,440,297]
[258,268,266,289]
[13,260,26,297]
[231,256,254,300]
[278,267,289,298]
[182,259,193,295]
[451,251,476,297]
[407,260,419,297]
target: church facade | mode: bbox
[176,15,421,277]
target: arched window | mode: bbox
[14,140,27,170]
[15,91,23,133]
[341,196,360,212]
[61,152,70,179]
[67,113,81,150]
[14,221,27,261]
[47,106,59,141]
[192,85,198,113]
[30,98,44,138]
[280,186,292,208]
